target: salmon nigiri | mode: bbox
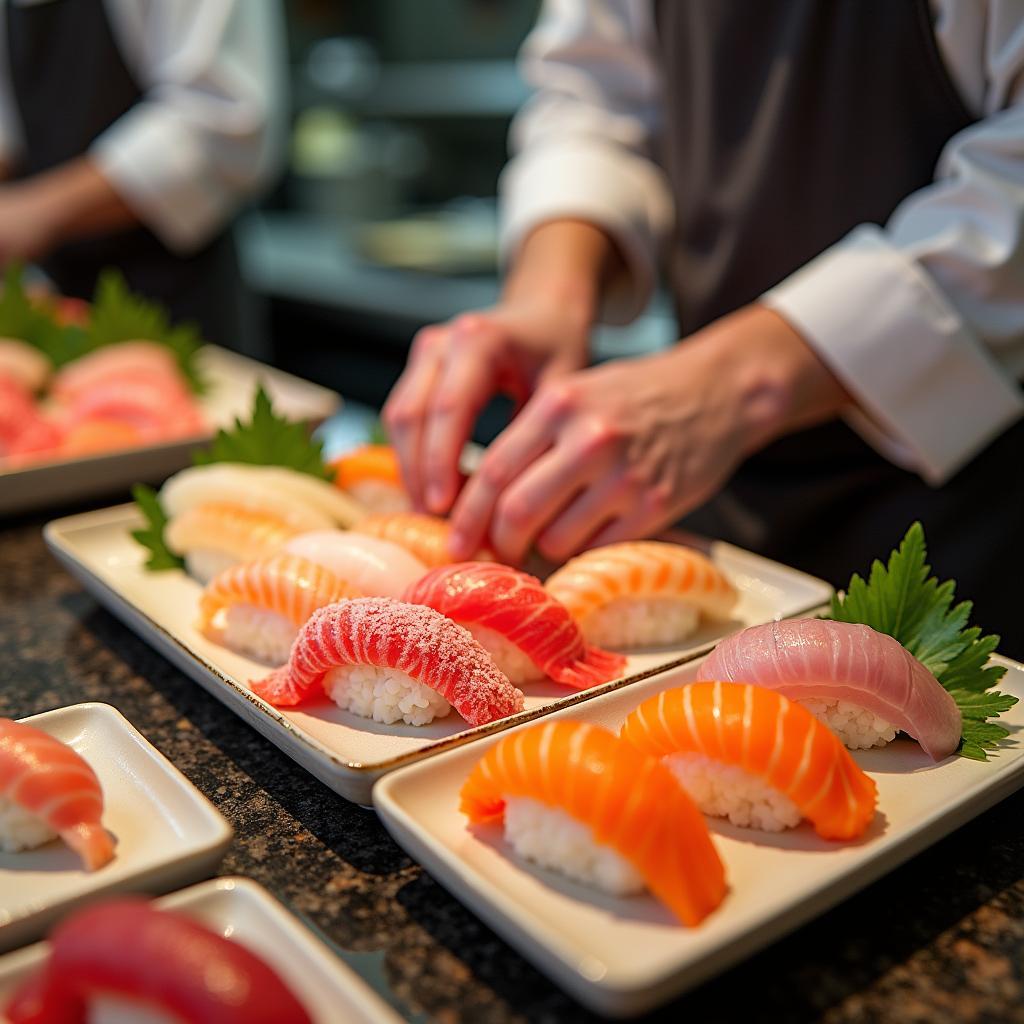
[0,718,114,870]
[199,554,361,665]
[544,541,738,649]
[330,443,410,515]
[460,721,727,925]
[352,512,495,568]
[700,619,962,761]
[252,597,525,726]
[621,682,878,840]
[404,562,626,688]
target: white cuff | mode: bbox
[90,105,236,254]
[499,142,671,325]
[764,226,1024,484]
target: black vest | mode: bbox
[6,0,246,347]
[655,0,1024,653]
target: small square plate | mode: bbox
[0,703,232,952]
[375,655,1024,1018]
[0,877,403,1024]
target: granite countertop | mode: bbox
[2,507,1023,1024]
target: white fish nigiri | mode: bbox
[700,619,962,761]
[284,530,427,598]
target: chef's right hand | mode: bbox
[383,298,591,516]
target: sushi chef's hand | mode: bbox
[0,185,61,264]
[448,304,849,565]
[384,221,619,516]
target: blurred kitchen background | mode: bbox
[242,0,673,430]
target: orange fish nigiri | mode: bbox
[0,718,114,870]
[352,512,495,568]
[620,682,878,840]
[331,445,410,515]
[460,721,726,925]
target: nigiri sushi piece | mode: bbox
[166,503,300,583]
[621,682,878,839]
[0,377,62,461]
[404,562,626,688]
[0,338,51,392]
[5,898,312,1024]
[252,597,525,726]
[700,619,962,761]
[199,554,361,664]
[284,529,427,597]
[0,718,114,870]
[352,512,495,568]
[460,721,726,924]
[60,378,204,442]
[160,463,366,534]
[544,540,738,649]
[331,443,411,515]
[49,340,182,403]
[60,419,143,458]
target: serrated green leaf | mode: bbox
[0,263,91,368]
[130,484,184,571]
[947,689,1018,720]
[193,384,331,479]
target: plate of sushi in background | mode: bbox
[374,590,1024,1018]
[0,877,404,1024]
[0,267,339,516]
[42,393,832,803]
[0,703,232,952]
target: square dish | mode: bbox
[44,507,832,805]
[0,877,404,1024]
[0,702,232,952]
[374,654,1024,1018]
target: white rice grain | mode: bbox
[325,665,451,726]
[0,794,56,853]
[220,605,297,666]
[464,624,542,685]
[580,598,699,648]
[800,698,897,750]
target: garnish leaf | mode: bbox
[368,417,389,446]
[830,521,1015,760]
[193,385,331,479]
[0,263,91,367]
[87,270,205,392]
[130,484,184,571]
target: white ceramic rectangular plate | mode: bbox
[44,507,831,805]
[0,703,233,953]
[375,654,1024,1018]
[44,506,831,806]
[0,345,340,516]
[0,877,403,1024]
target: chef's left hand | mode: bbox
[447,304,849,565]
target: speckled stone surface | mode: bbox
[2,508,1023,1024]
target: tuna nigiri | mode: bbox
[621,682,878,839]
[404,562,626,688]
[0,718,114,870]
[199,554,361,664]
[352,512,495,568]
[252,597,525,726]
[5,899,312,1024]
[284,529,427,598]
[544,541,738,649]
[331,443,410,515]
[460,721,727,925]
[700,619,962,761]
[167,503,300,583]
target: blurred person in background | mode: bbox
[385,0,1024,646]
[0,0,286,345]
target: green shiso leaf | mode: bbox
[192,384,331,480]
[0,263,91,368]
[130,484,184,571]
[86,270,206,393]
[829,521,1014,760]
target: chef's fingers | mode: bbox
[382,325,446,511]
[534,471,634,564]
[582,495,675,551]
[420,317,502,515]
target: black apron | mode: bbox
[5,0,246,347]
[655,0,1024,655]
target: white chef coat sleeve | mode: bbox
[763,12,1024,485]
[89,0,288,253]
[499,0,673,324]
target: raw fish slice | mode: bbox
[0,718,114,870]
[60,379,204,440]
[0,338,50,392]
[352,512,495,568]
[253,597,524,724]
[545,540,738,624]
[404,562,626,687]
[167,503,299,563]
[49,341,181,403]
[460,721,726,925]
[0,378,62,460]
[700,619,962,761]
[331,444,411,514]
[199,554,361,630]
[60,420,143,457]
[5,899,312,1024]
[621,682,877,839]
[284,530,427,597]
